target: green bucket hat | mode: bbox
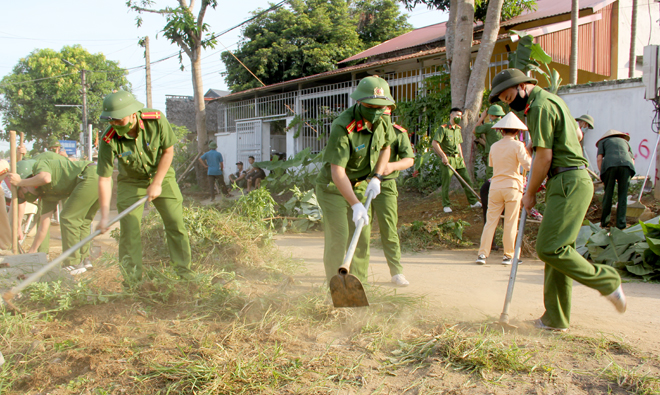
[208,141,218,149]
[487,104,505,117]
[576,114,595,129]
[100,91,144,120]
[16,159,36,180]
[489,69,537,104]
[350,76,396,108]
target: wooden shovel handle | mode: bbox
[338,190,375,275]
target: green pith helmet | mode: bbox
[47,136,61,147]
[16,159,36,180]
[100,91,144,120]
[576,114,595,129]
[488,104,505,117]
[208,141,218,149]
[350,76,395,108]
[489,69,537,103]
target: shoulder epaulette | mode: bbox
[346,120,356,134]
[102,127,117,143]
[393,123,407,134]
[346,119,365,134]
[441,124,448,128]
[141,111,161,120]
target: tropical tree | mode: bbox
[222,0,412,92]
[0,45,129,149]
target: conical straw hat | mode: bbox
[492,112,528,131]
[596,129,630,146]
[0,159,8,182]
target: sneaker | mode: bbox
[476,254,486,265]
[64,264,87,276]
[534,318,568,332]
[443,207,452,213]
[605,285,627,313]
[502,256,522,265]
[391,274,410,287]
[470,202,482,209]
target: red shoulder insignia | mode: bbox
[384,108,392,115]
[356,120,364,132]
[141,111,161,120]
[441,124,448,128]
[102,128,117,143]
[346,120,356,134]
[393,123,407,134]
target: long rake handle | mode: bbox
[447,164,482,203]
[338,191,375,275]
[2,196,149,303]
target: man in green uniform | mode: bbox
[596,129,635,229]
[96,91,192,283]
[372,108,415,287]
[474,104,505,179]
[432,108,481,213]
[490,69,626,331]
[47,136,69,158]
[575,114,594,143]
[7,157,99,274]
[316,76,395,283]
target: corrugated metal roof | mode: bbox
[500,0,615,27]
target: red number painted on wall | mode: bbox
[639,139,651,159]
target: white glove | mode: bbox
[365,177,381,198]
[351,202,369,227]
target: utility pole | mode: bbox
[81,69,87,140]
[143,36,153,108]
[569,0,579,85]
[629,0,638,78]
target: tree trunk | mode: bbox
[569,0,579,84]
[450,0,475,109]
[461,0,505,177]
[191,49,208,190]
[446,0,459,65]
[629,0,638,78]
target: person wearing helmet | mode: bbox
[596,129,635,230]
[490,68,625,331]
[198,140,229,200]
[47,136,69,158]
[474,104,506,179]
[315,76,395,283]
[431,108,481,213]
[575,114,595,143]
[6,158,99,274]
[372,107,415,287]
[96,90,192,283]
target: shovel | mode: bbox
[446,164,482,203]
[2,196,149,313]
[627,132,660,219]
[329,191,374,308]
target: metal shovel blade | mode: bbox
[329,272,369,308]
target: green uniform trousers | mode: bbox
[35,202,50,254]
[600,166,632,230]
[440,157,478,207]
[537,170,621,329]
[59,166,100,267]
[117,176,192,282]
[371,179,403,276]
[316,181,370,283]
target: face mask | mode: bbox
[112,118,136,137]
[509,88,528,112]
[359,105,386,125]
[453,117,462,125]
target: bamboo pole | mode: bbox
[17,132,24,161]
[10,131,18,254]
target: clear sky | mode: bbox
[0,0,448,152]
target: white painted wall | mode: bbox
[559,79,657,180]
[616,0,660,79]
[214,132,237,184]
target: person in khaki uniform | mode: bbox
[96,91,192,283]
[372,108,415,287]
[490,68,626,331]
[476,113,531,266]
[432,108,481,213]
[316,76,395,284]
[7,158,99,274]
[596,129,635,229]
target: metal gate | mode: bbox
[236,120,262,164]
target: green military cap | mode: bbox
[100,90,144,120]
[488,104,506,116]
[576,114,595,129]
[47,136,61,147]
[350,76,396,108]
[208,141,218,149]
[489,69,537,104]
[16,159,36,180]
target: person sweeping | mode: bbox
[596,129,635,229]
[475,112,531,266]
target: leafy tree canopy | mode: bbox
[222,0,412,92]
[0,45,130,149]
[400,0,536,22]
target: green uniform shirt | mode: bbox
[475,122,502,154]
[31,159,93,212]
[97,109,176,183]
[383,120,414,180]
[526,86,588,169]
[432,124,463,157]
[316,104,395,185]
[33,151,70,162]
[597,136,636,176]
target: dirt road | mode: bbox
[275,231,660,356]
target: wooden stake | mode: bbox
[18,132,25,161]
[10,131,18,255]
